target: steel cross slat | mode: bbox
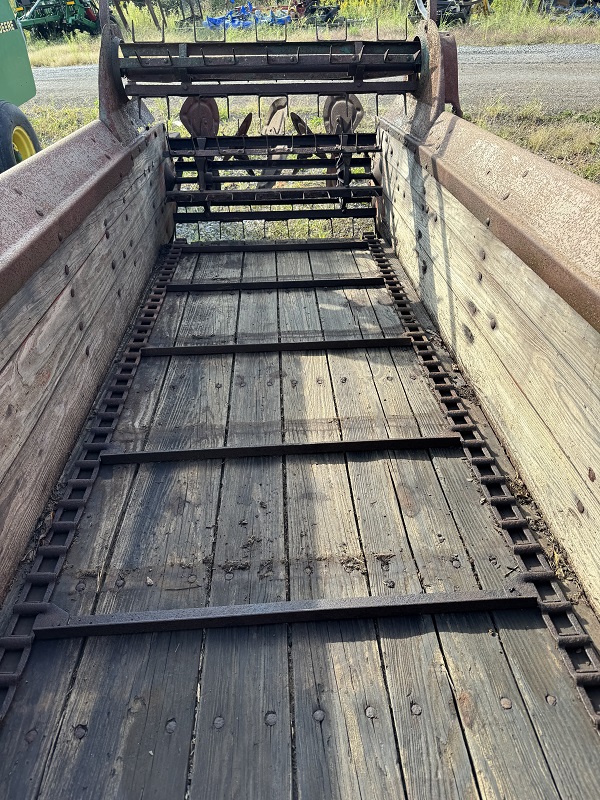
[33,587,538,639]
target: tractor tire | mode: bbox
[0,103,42,173]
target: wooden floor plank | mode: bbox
[282,253,406,799]
[3,243,600,800]
[188,250,293,800]
[311,272,479,799]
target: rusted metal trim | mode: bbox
[0,123,164,314]
[33,586,538,638]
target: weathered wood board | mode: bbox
[0,129,170,603]
[379,129,600,615]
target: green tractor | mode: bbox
[0,0,41,171]
[14,0,103,39]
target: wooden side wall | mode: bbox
[379,126,600,615]
[0,125,171,603]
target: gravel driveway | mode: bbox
[29,43,600,113]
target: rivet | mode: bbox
[546,694,557,706]
[576,500,584,514]
[500,697,512,710]
[264,712,277,726]
[58,232,64,242]
[365,706,376,719]
[213,716,225,729]
[73,724,88,740]
[85,346,90,357]
[24,729,37,744]
[111,260,116,270]
[35,208,44,217]
[410,702,422,716]
[313,709,325,722]
[588,468,596,482]
[105,230,110,239]
[479,249,486,260]
[70,287,75,298]
[165,718,177,734]
[485,217,491,227]
[64,265,70,275]
[490,317,497,330]
[477,272,483,282]
[78,321,84,331]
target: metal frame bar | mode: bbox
[126,81,418,98]
[100,434,463,466]
[179,240,370,253]
[169,188,381,204]
[166,277,386,292]
[174,209,376,223]
[33,587,538,638]
[140,336,411,356]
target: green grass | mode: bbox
[21,102,98,147]
[466,101,600,182]
[23,95,600,184]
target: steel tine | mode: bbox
[131,18,136,42]
[166,95,171,122]
[284,20,288,42]
[134,49,144,67]
[226,95,230,120]
[193,11,199,42]
[157,0,168,26]
[161,17,165,43]
[375,17,379,41]
[315,17,318,41]
[344,16,348,41]
[376,93,380,117]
